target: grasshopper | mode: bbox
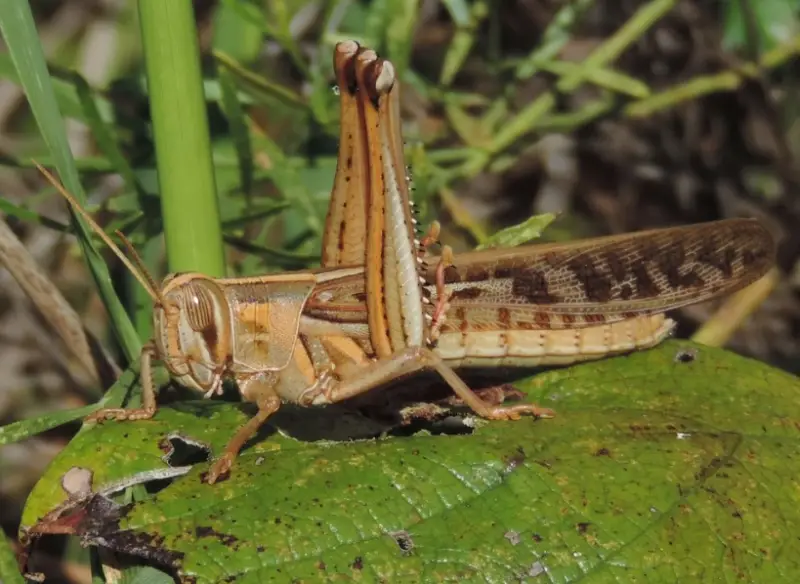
[41,41,775,484]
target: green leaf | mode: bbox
[212,0,264,63]
[217,67,255,199]
[0,406,99,447]
[439,0,487,86]
[118,566,176,584]
[21,341,800,582]
[0,530,25,584]
[476,213,557,249]
[723,0,799,53]
[0,196,70,232]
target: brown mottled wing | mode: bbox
[428,219,775,329]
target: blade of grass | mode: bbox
[0,50,117,126]
[0,0,141,363]
[0,405,101,447]
[0,535,25,584]
[51,66,145,197]
[213,4,262,202]
[218,68,255,200]
[138,0,225,276]
[212,1,264,62]
[0,219,101,385]
[439,0,487,86]
[0,367,144,450]
[221,201,292,229]
[223,235,317,270]
[213,50,307,109]
[0,197,70,231]
[460,0,677,177]
[514,0,594,79]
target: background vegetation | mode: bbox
[0,0,798,582]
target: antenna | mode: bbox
[34,162,162,305]
[115,230,161,298]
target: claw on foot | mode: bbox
[205,452,235,485]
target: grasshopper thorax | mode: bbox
[154,272,232,397]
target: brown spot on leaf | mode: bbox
[594,447,611,457]
[30,494,185,572]
[194,526,239,547]
[498,307,512,327]
[576,522,591,534]
[353,556,364,570]
[100,528,184,570]
[504,447,526,473]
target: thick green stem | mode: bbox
[138,0,225,276]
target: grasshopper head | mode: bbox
[154,273,232,397]
[33,163,235,399]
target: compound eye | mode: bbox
[184,283,215,334]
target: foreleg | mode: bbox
[205,374,281,484]
[85,342,157,422]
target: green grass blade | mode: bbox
[0,406,100,447]
[218,68,255,199]
[138,0,225,276]
[212,1,263,61]
[52,67,144,197]
[0,0,141,363]
[0,532,24,584]
[0,197,70,232]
